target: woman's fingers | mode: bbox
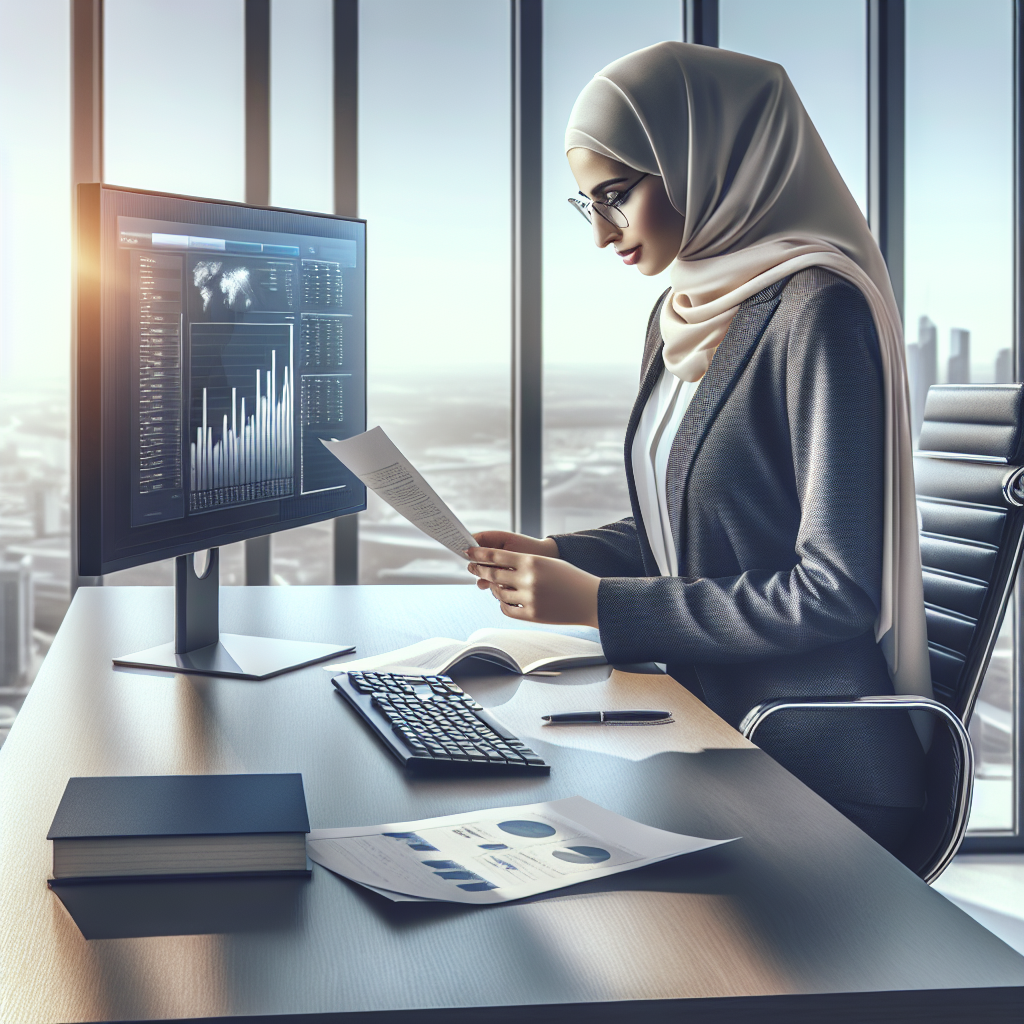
[471,564,518,586]
[468,548,595,624]
[467,545,513,565]
[472,530,513,549]
[497,592,529,617]
[467,547,524,586]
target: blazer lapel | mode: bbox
[665,279,789,558]
[623,289,671,576]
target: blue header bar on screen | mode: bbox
[118,226,356,266]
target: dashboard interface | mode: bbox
[79,187,367,574]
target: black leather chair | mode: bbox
[740,384,1024,882]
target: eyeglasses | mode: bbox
[568,173,649,228]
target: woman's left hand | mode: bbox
[467,547,600,628]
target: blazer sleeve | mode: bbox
[551,519,646,577]
[597,279,886,666]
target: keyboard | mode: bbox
[333,669,550,774]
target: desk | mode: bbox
[2,585,1023,1023]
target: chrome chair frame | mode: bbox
[739,696,974,884]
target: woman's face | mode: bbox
[567,149,684,276]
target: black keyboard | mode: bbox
[333,670,550,774]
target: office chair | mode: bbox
[740,384,1024,883]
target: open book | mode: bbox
[326,628,606,677]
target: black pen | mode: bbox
[542,710,672,724]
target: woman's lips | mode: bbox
[617,245,642,266]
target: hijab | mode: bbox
[565,41,932,702]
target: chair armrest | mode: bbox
[739,695,974,884]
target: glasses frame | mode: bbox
[567,173,650,228]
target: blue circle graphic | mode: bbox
[497,819,556,838]
[551,845,611,864]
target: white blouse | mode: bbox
[630,368,700,577]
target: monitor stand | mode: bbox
[113,548,354,679]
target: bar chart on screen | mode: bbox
[188,323,295,512]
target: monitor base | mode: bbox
[113,634,355,680]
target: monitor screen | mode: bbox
[77,185,367,575]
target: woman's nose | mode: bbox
[592,215,621,248]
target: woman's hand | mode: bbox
[470,530,560,558]
[467,546,600,628]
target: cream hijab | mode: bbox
[566,41,932,701]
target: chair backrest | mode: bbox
[915,384,1024,724]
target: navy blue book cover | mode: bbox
[47,774,310,840]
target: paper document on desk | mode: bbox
[321,427,477,558]
[307,795,735,904]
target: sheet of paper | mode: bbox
[488,670,752,761]
[321,427,477,558]
[307,795,734,905]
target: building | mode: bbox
[907,315,938,439]
[948,328,971,385]
[0,556,33,688]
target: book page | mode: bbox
[467,628,605,673]
[321,427,478,558]
[324,630,605,676]
[322,637,468,675]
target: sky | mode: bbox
[0,0,70,386]
[903,0,1013,382]
[358,0,511,374]
[0,0,1015,384]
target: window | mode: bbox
[904,0,1016,834]
[0,0,71,703]
[103,0,249,586]
[104,0,245,203]
[541,0,681,537]
[358,0,511,585]
[269,0,336,585]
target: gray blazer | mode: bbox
[553,268,925,849]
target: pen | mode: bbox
[541,710,672,724]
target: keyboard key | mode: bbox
[336,670,549,774]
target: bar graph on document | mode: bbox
[188,323,296,512]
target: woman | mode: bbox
[468,42,930,854]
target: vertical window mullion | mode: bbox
[332,0,359,584]
[243,0,272,586]
[512,0,543,537]
[867,0,905,316]
[71,0,104,594]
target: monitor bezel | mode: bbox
[75,182,368,577]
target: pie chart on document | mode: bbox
[497,820,557,838]
[551,846,611,864]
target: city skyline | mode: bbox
[906,314,1013,440]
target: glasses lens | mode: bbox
[594,202,628,229]
[568,197,592,223]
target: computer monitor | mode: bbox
[76,183,366,677]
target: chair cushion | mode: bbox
[918,384,1024,461]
